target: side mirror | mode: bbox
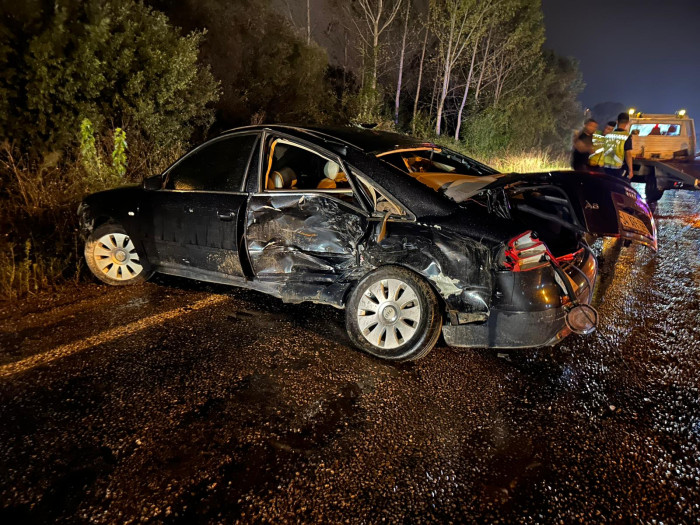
[143,174,163,190]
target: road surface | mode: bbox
[1,186,699,523]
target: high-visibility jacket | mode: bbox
[603,130,630,169]
[589,133,606,167]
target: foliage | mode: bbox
[0,239,66,300]
[0,0,220,159]
[150,0,338,128]
[435,135,568,173]
[79,118,103,175]
[0,122,180,301]
[78,118,130,190]
[112,128,128,178]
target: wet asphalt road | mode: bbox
[0,187,699,523]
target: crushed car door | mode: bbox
[245,136,368,282]
[143,133,259,276]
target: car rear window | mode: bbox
[630,123,682,137]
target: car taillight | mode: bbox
[501,231,549,272]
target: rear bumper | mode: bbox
[442,249,597,349]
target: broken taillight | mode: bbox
[501,231,549,272]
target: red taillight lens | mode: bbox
[502,231,549,272]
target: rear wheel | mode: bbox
[345,266,441,361]
[84,223,151,285]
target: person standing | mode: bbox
[603,112,633,180]
[571,118,598,171]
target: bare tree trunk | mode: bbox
[372,22,379,91]
[353,0,403,93]
[434,14,456,136]
[493,57,505,107]
[454,40,478,140]
[412,23,429,135]
[343,30,348,93]
[394,2,410,127]
[306,0,311,44]
[360,41,366,92]
[429,55,441,120]
[474,26,492,105]
[434,1,488,135]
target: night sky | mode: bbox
[542,0,700,124]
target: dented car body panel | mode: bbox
[246,193,367,278]
[79,125,657,350]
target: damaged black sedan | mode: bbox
[79,126,657,361]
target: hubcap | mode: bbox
[356,278,422,350]
[92,233,143,281]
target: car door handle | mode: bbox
[217,211,235,221]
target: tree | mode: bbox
[412,21,430,134]
[0,0,220,156]
[393,1,410,126]
[539,51,585,150]
[151,0,336,128]
[342,0,402,121]
[352,0,403,93]
[430,0,494,135]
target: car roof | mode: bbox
[222,124,437,155]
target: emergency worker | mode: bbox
[588,121,617,170]
[603,112,633,180]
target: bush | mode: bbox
[0,0,217,300]
[0,0,220,161]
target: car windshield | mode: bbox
[376,147,503,203]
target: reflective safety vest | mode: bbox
[602,130,630,169]
[589,133,606,167]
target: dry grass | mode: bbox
[484,149,570,173]
[0,240,68,300]
[0,136,185,301]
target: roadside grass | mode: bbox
[484,150,570,173]
[436,135,570,173]
[0,139,180,301]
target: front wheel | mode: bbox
[345,266,442,361]
[84,223,151,285]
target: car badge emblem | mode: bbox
[585,201,599,210]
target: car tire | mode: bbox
[345,266,442,361]
[84,223,151,286]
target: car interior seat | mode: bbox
[267,166,297,189]
[317,160,344,189]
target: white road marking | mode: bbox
[0,294,229,379]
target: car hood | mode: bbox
[474,171,657,251]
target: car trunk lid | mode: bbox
[479,171,657,251]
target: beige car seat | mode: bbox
[317,160,346,189]
[267,166,297,189]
